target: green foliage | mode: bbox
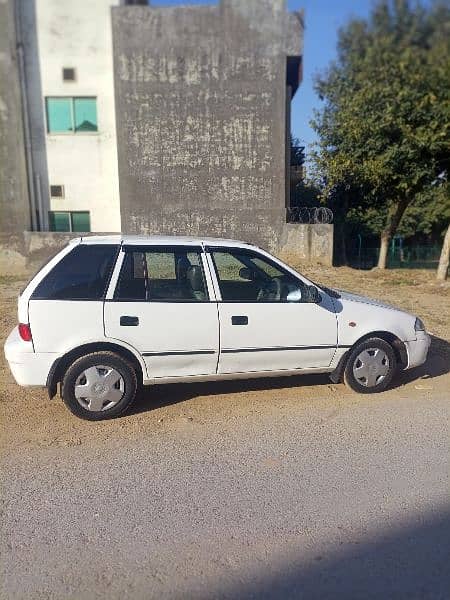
[347,180,450,238]
[310,0,450,244]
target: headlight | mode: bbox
[414,317,426,332]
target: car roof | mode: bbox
[75,234,257,249]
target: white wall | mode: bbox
[35,0,121,232]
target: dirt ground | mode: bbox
[0,265,449,448]
[0,267,449,599]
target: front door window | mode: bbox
[210,249,306,302]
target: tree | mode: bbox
[311,0,450,268]
[437,223,450,280]
[345,178,450,239]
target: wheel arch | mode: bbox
[353,331,408,368]
[47,341,146,399]
[330,330,407,384]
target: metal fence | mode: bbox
[286,206,334,224]
[348,245,441,270]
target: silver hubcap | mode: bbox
[352,348,390,388]
[74,365,124,412]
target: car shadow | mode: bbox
[129,334,450,415]
[129,372,333,415]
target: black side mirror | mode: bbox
[239,267,255,281]
[307,285,322,304]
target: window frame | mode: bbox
[109,245,212,303]
[45,96,98,135]
[206,246,308,304]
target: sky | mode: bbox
[287,0,372,151]
[151,0,374,153]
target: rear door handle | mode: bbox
[232,315,248,325]
[120,315,139,326]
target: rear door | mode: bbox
[104,245,219,379]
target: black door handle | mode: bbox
[120,315,139,326]
[232,315,248,325]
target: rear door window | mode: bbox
[32,244,119,300]
[114,247,208,302]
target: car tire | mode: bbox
[343,337,397,394]
[61,351,138,420]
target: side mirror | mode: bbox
[287,289,302,302]
[307,285,322,304]
[239,267,255,281]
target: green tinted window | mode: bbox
[74,98,97,132]
[49,211,71,232]
[46,98,72,133]
[46,97,97,133]
[49,211,90,232]
[71,212,91,232]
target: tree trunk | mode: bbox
[437,224,450,281]
[378,233,390,270]
[377,198,409,269]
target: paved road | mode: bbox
[1,373,449,599]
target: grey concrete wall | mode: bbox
[112,0,303,253]
[18,0,51,231]
[0,226,332,277]
[0,0,30,233]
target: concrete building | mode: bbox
[10,0,121,233]
[113,0,303,249]
[0,0,31,233]
[1,0,333,270]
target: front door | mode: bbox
[104,246,219,379]
[207,247,338,374]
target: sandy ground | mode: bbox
[0,267,449,599]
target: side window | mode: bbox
[32,245,118,300]
[46,97,98,133]
[49,211,91,232]
[114,248,208,302]
[211,249,306,303]
[211,252,251,284]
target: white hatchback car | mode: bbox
[5,235,430,420]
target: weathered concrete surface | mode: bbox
[0,232,91,276]
[112,0,303,251]
[0,225,332,276]
[279,223,333,265]
[0,0,30,233]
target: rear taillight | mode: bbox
[18,323,32,342]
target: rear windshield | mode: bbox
[32,244,119,300]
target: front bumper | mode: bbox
[4,327,58,387]
[404,331,431,370]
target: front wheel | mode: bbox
[344,337,397,394]
[62,351,137,420]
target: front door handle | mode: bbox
[120,315,139,326]
[232,315,248,325]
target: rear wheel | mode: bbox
[62,351,137,420]
[344,337,397,393]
